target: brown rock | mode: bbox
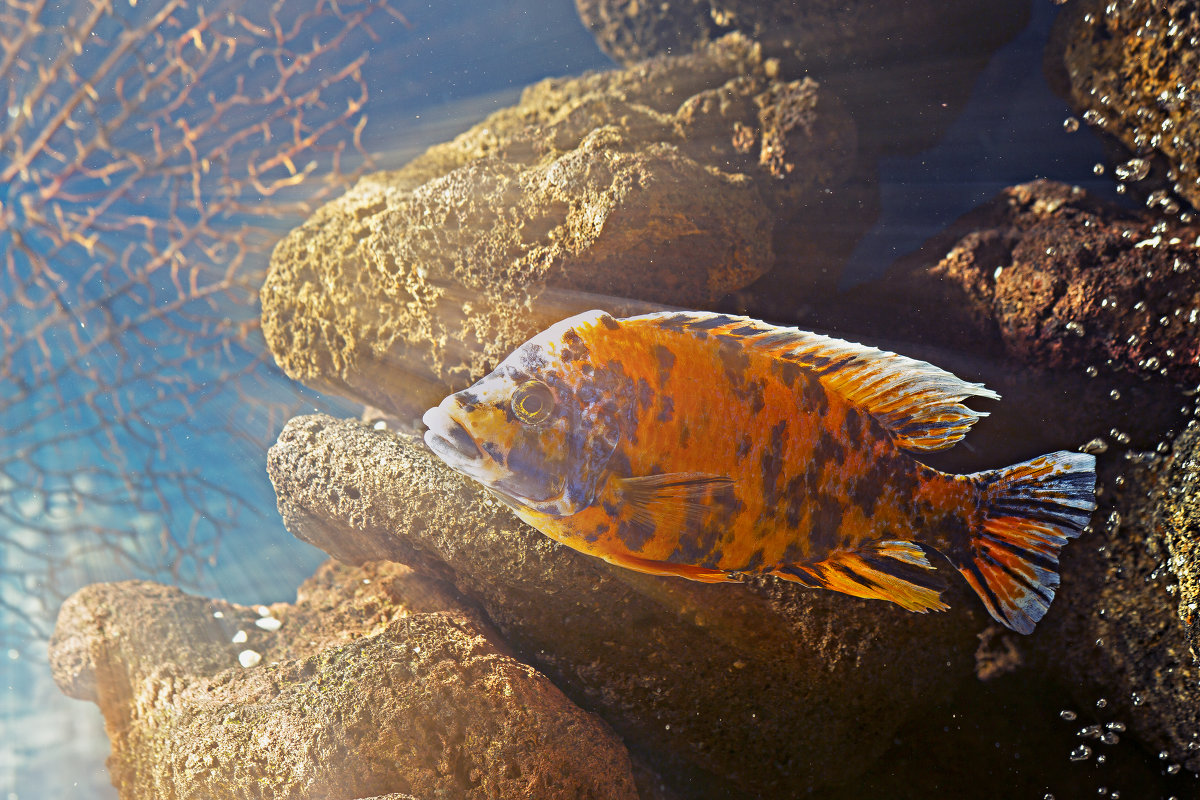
[49,561,638,800]
[575,0,1030,156]
[1047,0,1200,211]
[827,181,1200,383]
[261,33,869,424]
[1030,417,1200,775]
[266,413,982,798]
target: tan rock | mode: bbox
[49,561,638,800]
[266,413,980,797]
[260,34,865,423]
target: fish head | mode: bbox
[423,310,624,516]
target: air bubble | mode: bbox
[1096,698,1108,709]
[1060,709,1078,721]
[1063,116,1079,132]
[1093,162,1106,175]
[1070,744,1093,761]
[1114,158,1150,181]
[1110,389,1121,400]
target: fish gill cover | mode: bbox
[0,0,406,650]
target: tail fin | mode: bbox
[956,451,1096,634]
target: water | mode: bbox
[1,0,1196,797]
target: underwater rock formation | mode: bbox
[1160,423,1200,656]
[49,561,638,800]
[574,0,1030,157]
[821,180,1200,385]
[796,177,1200,779]
[1030,418,1200,774]
[261,33,871,423]
[265,413,981,798]
[1047,0,1200,211]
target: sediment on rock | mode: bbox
[49,561,639,800]
[260,33,871,424]
[266,413,981,798]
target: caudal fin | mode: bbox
[956,451,1096,634]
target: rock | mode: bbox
[1161,421,1200,656]
[575,0,1030,156]
[1047,0,1200,211]
[266,413,982,798]
[782,175,1200,781]
[825,181,1200,383]
[1029,417,1200,775]
[49,561,639,800]
[799,180,1195,472]
[261,33,870,424]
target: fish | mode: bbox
[422,310,1097,634]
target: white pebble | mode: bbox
[232,630,248,644]
[255,617,282,632]
[238,650,262,668]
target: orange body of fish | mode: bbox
[423,310,1096,634]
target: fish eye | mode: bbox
[511,380,555,425]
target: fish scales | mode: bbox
[423,309,1097,634]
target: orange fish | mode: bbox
[423,310,1096,634]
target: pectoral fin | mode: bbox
[614,473,736,531]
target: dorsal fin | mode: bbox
[637,311,998,453]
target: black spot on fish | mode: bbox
[736,434,753,460]
[731,324,760,336]
[586,524,607,543]
[843,408,864,449]
[616,517,655,552]
[600,314,620,330]
[653,344,675,383]
[781,541,806,564]
[656,313,691,331]
[455,390,482,412]
[760,420,789,508]
[811,430,846,469]
[848,473,884,518]
[743,549,766,572]
[657,396,674,423]
[560,329,590,362]
[637,377,653,411]
[782,475,806,529]
[935,505,976,559]
[481,441,506,465]
[801,373,828,417]
[607,448,633,480]
[687,314,736,331]
[771,358,801,388]
[603,499,621,518]
[746,379,765,415]
[809,494,843,556]
[678,422,690,448]
[718,338,751,390]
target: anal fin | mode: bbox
[772,540,950,613]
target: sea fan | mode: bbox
[0,0,406,648]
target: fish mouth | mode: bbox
[422,406,483,470]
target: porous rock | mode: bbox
[49,560,638,800]
[266,413,981,798]
[825,181,1200,382]
[1047,0,1200,210]
[1029,418,1200,774]
[261,33,867,424]
[575,0,1030,156]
